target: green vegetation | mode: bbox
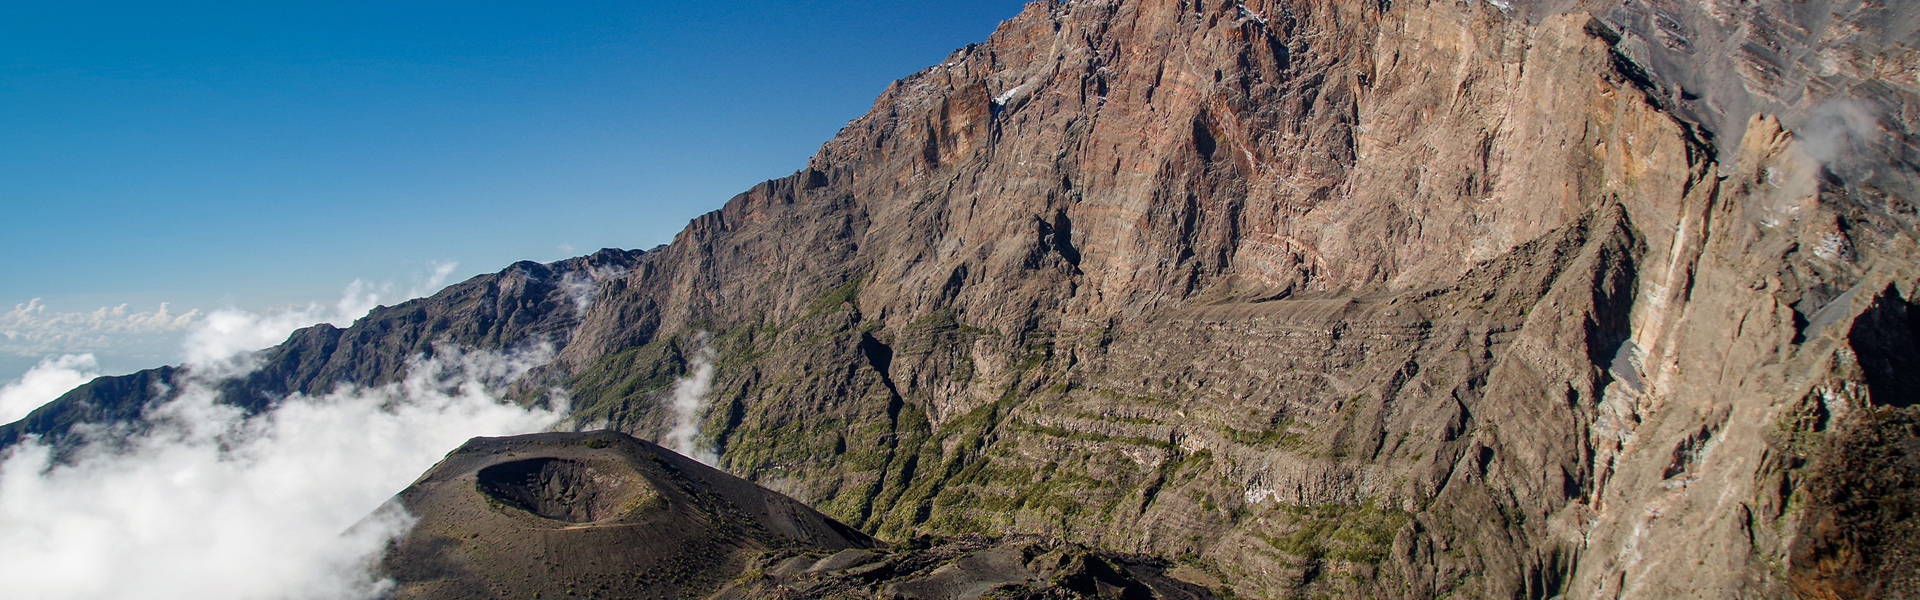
[802,277,864,320]
[725,418,854,472]
[564,339,689,424]
[1076,412,1160,425]
[1256,499,1410,565]
[1090,388,1178,407]
[1224,418,1304,449]
[1013,420,1177,450]
[905,307,1000,338]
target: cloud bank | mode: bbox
[1,300,199,357]
[5,261,460,364]
[0,260,568,600]
[183,263,461,376]
[0,354,103,423]
[1,263,471,426]
[0,345,564,600]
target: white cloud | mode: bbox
[1,300,199,356]
[182,306,340,376]
[4,261,464,375]
[0,344,565,600]
[662,333,718,465]
[183,263,464,377]
[0,261,562,599]
[0,354,102,424]
[1763,99,1883,213]
[406,261,460,300]
[558,265,628,316]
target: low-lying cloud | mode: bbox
[184,263,461,376]
[0,260,573,600]
[4,261,464,386]
[1,300,199,357]
[0,354,102,424]
[1762,99,1885,217]
[0,345,565,600]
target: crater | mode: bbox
[475,458,639,523]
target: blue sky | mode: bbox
[0,1,1029,379]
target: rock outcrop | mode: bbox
[13,0,1920,598]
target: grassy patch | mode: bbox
[1224,418,1304,449]
[1257,499,1410,565]
[1075,412,1160,425]
[563,339,687,423]
[802,277,864,320]
[1013,420,1177,450]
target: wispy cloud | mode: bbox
[558,265,627,316]
[407,261,460,300]
[1,300,199,357]
[1759,99,1884,223]
[4,261,462,365]
[183,263,463,376]
[0,354,102,424]
[0,344,565,600]
[662,333,718,465]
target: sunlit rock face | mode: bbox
[541,2,1915,597]
[15,0,1919,598]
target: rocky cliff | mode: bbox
[10,0,1919,598]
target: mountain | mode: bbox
[10,0,1920,597]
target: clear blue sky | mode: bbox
[0,1,1029,379]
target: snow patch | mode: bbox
[993,84,1032,106]
[1235,3,1268,24]
[1244,487,1275,505]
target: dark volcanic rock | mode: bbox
[379,431,871,600]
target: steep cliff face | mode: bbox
[546,1,1918,597]
[12,0,1918,598]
